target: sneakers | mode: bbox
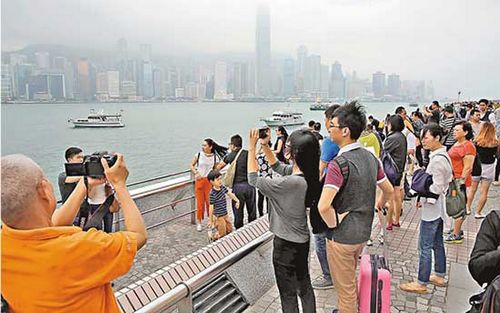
[399,281,428,294]
[311,276,333,290]
[445,233,464,244]
[196,223,202,232]
[367,239,373,246]
[429,275,446,287]
[493,181,500,186]
[474,213,486,219]
[378,233,384,245]
[446,229,463,236]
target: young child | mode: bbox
[207,169,239,240]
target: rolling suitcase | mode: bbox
[358,207,391,313]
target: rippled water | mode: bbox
[1,101,406,186]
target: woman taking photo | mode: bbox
[190,139,227,231]
[446,122,476,244]
[248,128,320,313]
[466,122,498,218]
[273,126,288,163]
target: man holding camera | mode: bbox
[1,153,147,312]
[58,146,84,203]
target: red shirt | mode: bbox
[447,141,476,187]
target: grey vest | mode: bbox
[327,147,379,244]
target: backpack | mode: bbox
[327,155,350,229]
[446,179,467,219]
[468,275,500,313]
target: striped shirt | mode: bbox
[439,116,457,146]
[209,186,229,217]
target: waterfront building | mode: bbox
[372,71,386,98]
[330,61,346,100]
[1,64,13,100]
[295,45,308,94]
[76,59,92,100]
[120,80,137,100]
[388,74,401,97]
[214,61,228,100]
[34,52,50,70]
[282,58,295,97]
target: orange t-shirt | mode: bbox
[448,140,477,187]
[1,225,137,313]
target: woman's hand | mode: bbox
[249,128,260,148]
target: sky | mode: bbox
[2,0,499,99]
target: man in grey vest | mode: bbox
[318,101,394,313]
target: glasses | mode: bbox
[329,123,344,129]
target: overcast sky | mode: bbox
[2,0,499,99]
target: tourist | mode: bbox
[478,99,496,124]
[308,120,316,131]
[273,126,288,163]
[466,122,498,218]
[58,147,84,203]
[248,128,320,313]
[469,109,483,138]
[411,110,426,167]
[1,154,147,312]
[395,106,415,134]
[384,114,407,230]
[207,169,239,239]
[257,143,272,217]
[312,122,324,144]
[445,122,476,244]
[217,134,256,229]
[440,106,458,151]
[318,101,394,313]
[425,100,441,124]
[190,138,226,231]
[399,124,453,294]
[311,104,341,291]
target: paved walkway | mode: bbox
[245,186,499,313]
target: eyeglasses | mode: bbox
[329,123,344,129]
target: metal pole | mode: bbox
[190,172,196,225]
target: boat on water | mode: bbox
[68,109,125,128]
[409,103,419,107]
[310,102,328,111]
[260,110,304,127]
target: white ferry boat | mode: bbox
[68,110,124,128]
[260,110,304,127]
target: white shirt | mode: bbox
[421,147,453,222]
[480,110,496,124]
[195,152,218,177]
[88,183,107,205]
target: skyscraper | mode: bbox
[372,71,386,98]
[35,52,50,70]
[77,59,92,100]
[295,45,308,94]
[233,63,249,98]
[1,64,12,100]
[387,74,401,97]
[305,55,321,94]
[255,4,271,97]
[282,59,295,97]
[330,61,346,99]
[214,61,227,100]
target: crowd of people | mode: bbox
[1,98,499,312]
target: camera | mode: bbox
[65,153,117,178]
[259,127,270,139]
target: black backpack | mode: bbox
[468,275,500,313]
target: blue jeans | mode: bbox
[313,232,332,282]
[418,218,446,285]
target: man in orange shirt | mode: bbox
[1,153,147,312]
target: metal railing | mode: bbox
[135,231,274,313]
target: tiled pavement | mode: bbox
[245,186,499,313]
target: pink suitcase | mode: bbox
[358,207,391,313]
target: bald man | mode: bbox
[1,154,147,313]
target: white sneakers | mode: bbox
[196,223,202,232]
[474,213,486,219]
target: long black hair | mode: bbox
[288,129,321,207]
[204,138,228,158]
[277,126,289,142]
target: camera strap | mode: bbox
[75,177,91,228]
[83,193,116,231]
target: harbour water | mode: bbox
[1,101,408,188]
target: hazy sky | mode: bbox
[2,0,499,98]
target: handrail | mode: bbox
[135,231,274,313]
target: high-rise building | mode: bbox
[117,38,133,82]
[120,80,137,99]
[53,56,75,99]
[13,64,33,99]
[320,65,329,98]
[143,62,154,98]
[153,68,163,98]
[387,74,401,97]
[255,4,271,97]
[140,44,152,62]
[330,61,346,99]
[372,71,386,98]
[184,82,198,99]
[77,59,92,100]
[48,73,66,99]
[305,55,321,94]
[233,63,249,98]
[296,45,308,94]
[1,64,12,100]
[282,59,295,97]
[214,61,227,100]
[108,71,120,98]
[35,52,50,70]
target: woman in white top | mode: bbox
[190,139,227,231]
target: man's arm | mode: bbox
[318,187,339,228]
[52,178,87,226]
[65,176,81,183]
[102,155,147,250]
[319,160,328,181]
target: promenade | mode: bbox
[245,186,499,313]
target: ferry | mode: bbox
[409,103,419,107]
[260,110,304,127]
[68,110,124,128]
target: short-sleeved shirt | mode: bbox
[448,140,476,187]
[1,225,137,313]
[324,155,386,190]
[359,132,381,158]
[223,148,249,185]
[195,152,219,177]
[58,171,77,203]
[320,137,340,174]
[210,186,229,216]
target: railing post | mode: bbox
[190,172,196,225]
[177,294,193,313]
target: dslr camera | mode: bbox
[65,152,117,178]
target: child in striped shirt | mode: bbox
[207,170,240,240]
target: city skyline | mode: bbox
[2,0,499,99]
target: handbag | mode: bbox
[381,150,400,186]
[446,179,466,218]
[222,149,243,188]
